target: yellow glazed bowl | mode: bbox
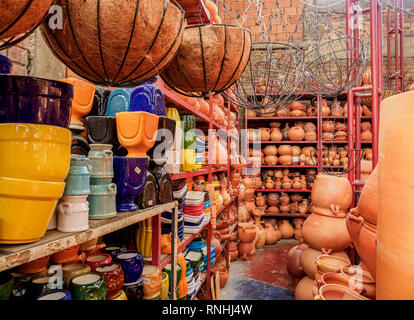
[0,123,71,182]
[0,176,65,244]
[181,149,196,172]
[111,290,128,300]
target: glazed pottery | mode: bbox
[238,222,256,243]
[141,265,162,299]
[212,267,228,288]
[70,272,107,300]
[279,220,294,239]
[287,244,308,278]
[88,144,114,179]
[116,111,159,157]
[115,251,144,284]
[86,116,118,147]
[85,254,112,272]
[148,116,176,159]
[62,264,91,287]
[160,272,169,300]
[0,123,71,182]
[58,194,90,231]
[113,156,148,212]
[149,160,173,204]
[37,289,72,300]
[9,273,31,301]
[0,272,13,300]
[88,183,117,220]
[295,276,314,300]
[70,127,90,156]
[101,245,127,260]
[314,284,369,300]
[0,75,73,128]
[63,157,91,195]
[59,78,95,129]
[0,177,64,244]
[105,88,133,116]
[311,174,352,216]
[90,88,111,116]
[300,247,350,280]
[30,275,64,299]
[111,290,128,300]
[130,82,166,116]
[123,278,144,301]
[136,171,159,209]
[96,262,124,300]
[238,241,255,260]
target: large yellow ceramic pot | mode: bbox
[0,123,71,181]
[181,149,196,172]
[0,176,65,244]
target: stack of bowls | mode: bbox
[185,260,196,299]
[0,75,73,244]
[201,244,216,271]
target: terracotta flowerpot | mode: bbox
[314,284,369,300]
[212,267,228,288]
[315,255,351,281]
[295,276,315,300]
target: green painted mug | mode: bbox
[70,272,107,300]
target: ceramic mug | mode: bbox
[85,254,112,272]
[63,156,91,195]
[30,275,64,299]
[57,195,89,233]
[70,272,107,300]
[37,289,72,300]
[115,251,144,284]
[123,278,144,301]
[95,262,124,300]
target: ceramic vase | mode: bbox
[130,82,166,116]
[87,144,114,180]
[88,183,117,219]
[57,195,89,232]
[105,88,133,116]
[95,262,125,300]
[123,278,144,301]
[85,254,112,272]
[149,160,173,204]
[115,251,144,284]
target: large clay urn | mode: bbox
[287,244,308,278]
[288,126,305,141]
[238,241,255,260]
[295,276,315,300]
[300,247,350,280]
[279,220,294,239]
[255,224,266,249]
[356,166,378,225]
[302,211,351,253]
[311,174,352,217]
[238,222,256,243]
[264,223,278,245]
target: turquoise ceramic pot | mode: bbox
[88,183,117,219]
[64,156,91,195]
[105,88,133,117]
[88,144,114,178]
[0,273,13,300]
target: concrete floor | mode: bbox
[220,239,298,300]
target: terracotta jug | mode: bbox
[238,242,256,260]
[238,205,250,223]
[264,223,278,245]
[322,100,330,116]
[295,276,315,300]
[287,244,308,278]
[260,128,270,141]
[238,222,256,243]
[288,126,305,141]
[267,193,279,206]
[265,177,275,189]
[255,192,266,207]
[270,128,283,141]
[279,220,294,239]
[255,224,266,249]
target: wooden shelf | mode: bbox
[255,189,311,193]
[0,202,177,272]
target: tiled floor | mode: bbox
[220,239,298,300]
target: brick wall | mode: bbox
[1,35,33,76]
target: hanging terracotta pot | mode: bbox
[288,126,305,141]
[161,24,252,94]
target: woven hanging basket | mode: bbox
[41,0,185,87]
[160,24,252,97]
[0,0,53,50]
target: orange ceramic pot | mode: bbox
[264,155,278,165]
[311,174,352,217]
[278,155,292,165]
[278,145,292,156]
[270,128,283,141]
[260,128,270,141]
[116,111,159,157]
[302,211,351,253]
[356,166,378,226]
[264,223,278,245]
[287,126,305,141]
[295,276,315,300]
[345,208,363,253]
[341,266,376,299]
[51,245,81,266]
[60,78,95,128]
[279,220,294,239]
[314,284,369,300]
[314,254,351,281]
[212,267,228,288]
[18,255,51,274]
[238,241,255,260]
[300,247,350,280]
[357,221,377,280]
[238,222,256,243]
[377,91,414,299]
[263,145,277,156]
[255,225,266,249]
[287,244,308,278]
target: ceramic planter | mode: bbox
[149,161,173,204]
[314,284,369,300]
[59,78,95,130]
[0,123,71,181]
[105,88,133,116]
[0,177,64,244]
[85,254,113,272]
[95,262,124,300]
[111,290,128,300]
[136,171,159,209]
[141,265,162,299]
[0,273,13,300]
[88,183,117,220]
[0,75,73,128]
[47,206,57,231]
[62,264,91,288]
[70,272,107,300]
[37,289,72,300]
[87,144,114,179]
[113,156,148,212]
[116,111,159,157]
[101,245,127,260]
[51,245,81,266]
[148,116,177,160]
[30,274,64,299]
[86,116,119,148]
[64,156,91,195]
[130,82,166,116]
[115,251,144,284]
[123,278,144,301]
[57,195,89,232]
[90,88,111,116]
[70,127,90,156]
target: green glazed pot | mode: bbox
[88,144,114,179]
[30,275,64,299]
[9,273,31,301]
[0,272,13,300]
[70,272,107,300]
[163,263,182,287]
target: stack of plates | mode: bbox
[173,183,188,200]
[202,200,211,226]
[161,212,184,240]
[200,244,215,271]
[186,261,196,299]
[184,191,205,234]
[185,191,205,206]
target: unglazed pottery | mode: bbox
[264,223,278,245]
[96,262,124,300]
[279,220,294,239]
[295,276,314,300]
[355,166,378,225]
[70,272,107,300]
[287,244,308,278]
[212,267,228,288]
[238,241,255,260]
[113,156,148,212]
[238,222,256,243]
[0,75,73,128]
[315,254,351,281]
[116,111,159,157]
[0,123,71,182]
[85,254,112,272]
[314,284,369,300]
[288,126,305,141]
[341,266,376,299]
[115,251,144,284]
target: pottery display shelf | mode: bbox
[170,167,228,181]
[247,164,319,169]
[0,202,177,272]
[256,189,311,193]
[249,141,318,144]
[322,116,372,120]
[264,213,309,218]
[217,196,237,217]
[247,116,318,121]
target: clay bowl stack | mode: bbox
[0,75,73,244]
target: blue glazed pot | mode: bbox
[88,183,117,219]
[0,54,12,74]
[113,156,148,212]
[105,88,133,117]
[0,75,73,128]
[130,82,166,116]
[37,289,72,300]
[115,251,144,284]
[64,156,91,195]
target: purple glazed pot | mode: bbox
[115,251,144,284]
[0,75,73,128]
[113,156,148,212]
[130,82,166,116]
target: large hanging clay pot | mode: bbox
[295,276,315,300]
[311,174,352,217]
[279,220,294,239]
[161,24,252,94]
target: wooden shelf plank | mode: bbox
[0,202,177,272]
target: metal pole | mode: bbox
[370,0,379,168]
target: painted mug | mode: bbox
[70,272,107,300]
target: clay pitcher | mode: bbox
[279,220,294,239]
[255,224,266,249]
[270,128,283,141]
[265,177,275,189]
[264,223,278,245]
[255,192,265,207]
